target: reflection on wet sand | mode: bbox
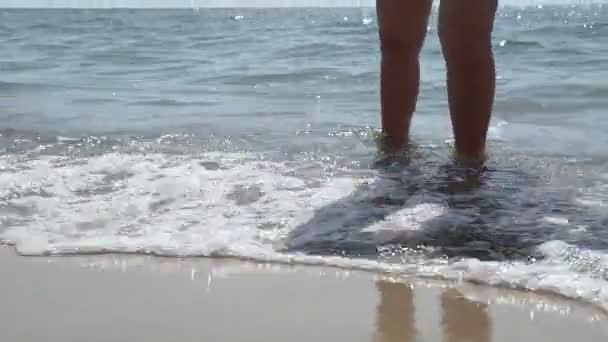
[374,281,417,342]
[442,288,491,342]
[375,281,491,342]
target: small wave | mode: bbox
[71,97,123,105]
[222,111,303,118]
[83,51,167,66]
[0,80,53,91]
[315,22,377,36]
[498,39,543,49]
[27,22,59,31]
[523,82,608,100]
[22,42,71,51]
[128,99,217,107]
[1,60,61,73]
[275,42,352,59]
[0,24,13,34]
[581,84,608,97]
[494,97,547,114]
[220,70,331,86]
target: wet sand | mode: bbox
[1,246,607,342]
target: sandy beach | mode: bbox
[0,246,606,342]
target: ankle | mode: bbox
[453,150,487,171]
[378,132,409,155]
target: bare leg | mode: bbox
[438,0,498,164]
[376,0,433,153]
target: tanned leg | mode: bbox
[438,0,498,165]
[376,0,433,154]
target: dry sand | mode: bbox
[1,246,607,342]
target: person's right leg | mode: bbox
[376,0,433,154]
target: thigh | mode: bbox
[376,0,433,53]
[438,0,498,49]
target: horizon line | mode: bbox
[1,4,599,9]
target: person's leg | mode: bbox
[438,0,498,164]
[376,0,433,153]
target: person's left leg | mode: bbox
[438,0,498,165]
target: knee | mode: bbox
[379,30,425,60]
[438,28,493,67]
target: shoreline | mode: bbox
[6,242,608,316]
[2,246,607,342]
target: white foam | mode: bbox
[488,119,508,141]
[0,152,360,257]
[1,152,608,312]
[543,216,570,225]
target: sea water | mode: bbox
[2,3,608,311]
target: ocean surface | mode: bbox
[2,4,608,311]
